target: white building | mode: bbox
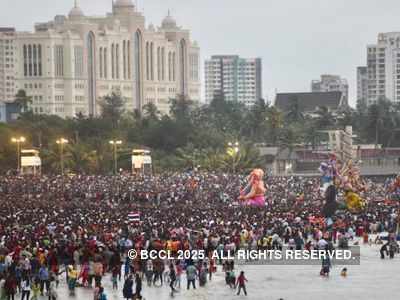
[311,74,349,106]
[366,32,400,105]
[204,55,262,106]
[4,0,200,117]
[0,28,16,104]
[356,66,368,108]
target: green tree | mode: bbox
[246,98,268,140]
[143,102,160,121]
[314,106,336,129]
[68,143,97,174]
[14,89,32,113]
[364,98,395,146]
[285,95,304,123]
[265,106,283,145]
[99,91,125,130]
[219,143,264,174]
[279,126,303,158]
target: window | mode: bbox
[180,39,187,94]
[190,53,199,81]
[111,43,115,79]
[127,40,131,79]
[123,41,126,79]
[172,52,176,82]
[134,30,142,108]
[23,44,43,77]
[146,42,149,80]
[54,45,64,77]
[38,45,42,76]
[99,47,103,78]
[116,43,120,79]
[28,45,32,76]
[103,47,108,79]
[23,45,27,76]
[32,45,37,76]
[150,42,154,81]
[74,46,84,77]
[168,52,172,81]
[157,46,161,81]
[161,47,165,81]
[87,32,96,115]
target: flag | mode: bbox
[128,212,140,223]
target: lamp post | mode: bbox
[11,136,26,174]
[109,140,122,175]
[56,138,68,176]
[227,141,239,173]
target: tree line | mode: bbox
[1,90,400,174]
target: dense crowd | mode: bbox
[0,173,399,299]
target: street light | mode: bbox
[227,141,240,173]
[11,136,26,173]
[109,140,122,175]
[56,138,68,176]
[228,141,240,154]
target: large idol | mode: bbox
[239,168,266,207]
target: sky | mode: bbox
[2,0,400,107]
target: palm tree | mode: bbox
[143,102,160,121]
[169,94,193,122]
[175,143,206,169]
[220,143,264,174]
[314,106,335,129]
[247,98,268,139]
[366,98,394,146]
[68,143,97,174]
[200,149,223,171]
[41,144,65,174]
[286,95,304,123]
[99,91,125,130]
[265,106,283,145]
[279,126,303,158]
[303,121,320,149]
[336,108,354,129]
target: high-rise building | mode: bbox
[311,74,349,105]
[366,32,400,105]
[204,55,262,106]
[1,0,200,118]
[356,66,368,108]
[0,27,16,103]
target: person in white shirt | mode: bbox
[317,238,328,250]
[21,276,31,300]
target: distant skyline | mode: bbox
[2,0,400,107]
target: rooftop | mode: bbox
[275,91,343,112]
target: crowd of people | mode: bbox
[0,172,399,299]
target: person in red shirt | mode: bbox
[236,271,248,296]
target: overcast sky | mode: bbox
[1,0,400,106]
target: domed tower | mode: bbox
[68,0,84,20]
[161,10,178,30]
[113,0,135,15]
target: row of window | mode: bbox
[24,83,43,89]
[55,95,64,102]
[144,98,171,105]
[144,86,178,93]
[189,54,199,81]
[23,44,42,77]
[19,43,198,92]
[32,95,43,102]
[75,96,85,102]
[145,42,182,83]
